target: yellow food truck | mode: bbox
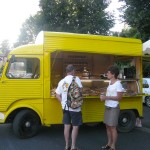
[0,31,143,138]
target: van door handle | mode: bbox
[1,80,6,83]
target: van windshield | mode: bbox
[6,57,40,79]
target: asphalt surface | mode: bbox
[0,106,150,150]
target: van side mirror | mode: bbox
[143,84,149,88]
[10,55,16,63]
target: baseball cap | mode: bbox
[66,64,76,73]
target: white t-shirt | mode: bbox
[105,80,124,108]
[55,75,83,112]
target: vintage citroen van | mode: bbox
[0,31,143,138]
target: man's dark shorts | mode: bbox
[63,110,82,126]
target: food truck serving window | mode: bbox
[6,57,40,79]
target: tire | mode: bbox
[13,110,40,139]
[117,110,136,133]
[145,96,150,108]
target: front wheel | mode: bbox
[13,110,40,139]
[145,96,150,108]
[117,110,136,132]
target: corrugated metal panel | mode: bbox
[0,80,43,111]
[41,32,142,56]
[82,98,104,122]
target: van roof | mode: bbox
[10,44,43,55]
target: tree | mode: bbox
[39,0,114,34]
[0,40,10,56]
[143,61,150,77]
[115,27,141,39]
[15,0,114,46]
[14,15,42,47]
[119,0,150,42]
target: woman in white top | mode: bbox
[100,66,124,150]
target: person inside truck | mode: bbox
[55,64,83,150]
[100,66,124,150]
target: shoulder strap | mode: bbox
[72,76,76,82]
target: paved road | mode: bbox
[0,106,150,150]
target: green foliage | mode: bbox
[143,61,150,77]
[15,0,114,46]
[111,27,141,39]
[119,0,150,42]
[119,28,141,39]
[114,60,131,71]
[39,0,114,34]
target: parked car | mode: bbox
[143,78,150,107]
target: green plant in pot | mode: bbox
[129,65,136,78]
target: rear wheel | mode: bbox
[145,96,150,107]
[117,110,136,132]
[13,110,40,139]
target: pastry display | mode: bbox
[123,90,137,96]
[82,87,106,96]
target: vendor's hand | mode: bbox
[100,95,106,101]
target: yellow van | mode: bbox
[0,31,143,138]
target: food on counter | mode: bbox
[51,87,106,97]
[82,87,106,96]
[51,87,139,97]
[123,90,137,96]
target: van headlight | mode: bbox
[0,113,4,120]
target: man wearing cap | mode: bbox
[56,64,83,150]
